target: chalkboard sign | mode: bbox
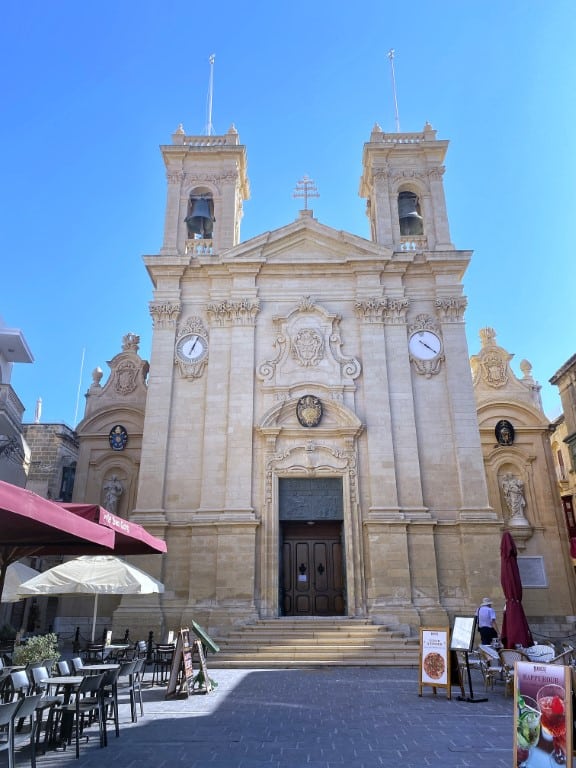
[165,628,195,699]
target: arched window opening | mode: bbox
[185,194,215,239]
[398,190,423,236]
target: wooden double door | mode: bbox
[280,521,345,616]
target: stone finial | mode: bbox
[91,367,103,387]
[479,327,497,347]
[227,124,238,134]
[122,333,140,352]
[172,124,185,145]
[520,359,532,378]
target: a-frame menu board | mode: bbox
[165,627,213,699]
[165,628,194,699]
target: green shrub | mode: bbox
[12,633,61,665]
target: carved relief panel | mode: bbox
[257,296,360,392]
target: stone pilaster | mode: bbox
[135,300,181,519]
[435,297,495,520]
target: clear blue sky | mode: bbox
[1,1,574,426]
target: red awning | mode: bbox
[0,480,115,602]
[0,481,115,555]
[58,504,167,555]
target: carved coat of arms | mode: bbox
[297,395,323,427]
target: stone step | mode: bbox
[213,618,419,667]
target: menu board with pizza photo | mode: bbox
[419,627,450,699]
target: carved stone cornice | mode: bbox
[435,297,467,323]
[206,298,260,326]
[149,301,181,329]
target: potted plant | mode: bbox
[12,632,61,666]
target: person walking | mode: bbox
[477,597,499,645]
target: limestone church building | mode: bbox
[70,122,576,655]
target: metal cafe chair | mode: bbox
[151,644,174,686]
[498,648,530,697]
[0,699,22,768]
[59,672,106,758]
[11,694,43,768]
[117,660,138,723]
[101,667,122,740]
[130,657,145,719]
[57,660,71,676]
[18,668,62,750]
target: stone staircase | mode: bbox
[212,618,420,668]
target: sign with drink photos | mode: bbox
[514,661,572,767]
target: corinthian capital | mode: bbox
[149,301,181,328]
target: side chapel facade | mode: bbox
[71,122,576,643]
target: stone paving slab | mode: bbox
[4,665,571,768]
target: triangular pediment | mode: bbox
[221,213,392,265]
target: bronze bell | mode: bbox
[185,196,214,238]
[398,191,423,236]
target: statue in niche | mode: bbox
[501,474,527,521]
[102,475,123,514]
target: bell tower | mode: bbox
[160,123,249,256]
[359,122,453,252]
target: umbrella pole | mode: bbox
[91,593,99,642]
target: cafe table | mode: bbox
[103,644,130,659]
[41,675,84,703]
[80,663,120,673]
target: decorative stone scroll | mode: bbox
[258,296,360,387]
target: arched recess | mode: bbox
[256,396,365,619]
[397,187,424,237]
[74,406,144,519]
[478,399,550,548]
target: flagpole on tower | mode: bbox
[206,54,215,136]
[387,49,401,133]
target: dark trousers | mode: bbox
[479,626,497,645]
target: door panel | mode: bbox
[281,522,345,616]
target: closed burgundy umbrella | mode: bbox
[500,531,533,648]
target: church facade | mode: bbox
[70,122,575,643]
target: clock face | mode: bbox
[409,330,442,360]
[176,334,207,362]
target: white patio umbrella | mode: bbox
[1,561,40,603]
[18,555,164,640]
